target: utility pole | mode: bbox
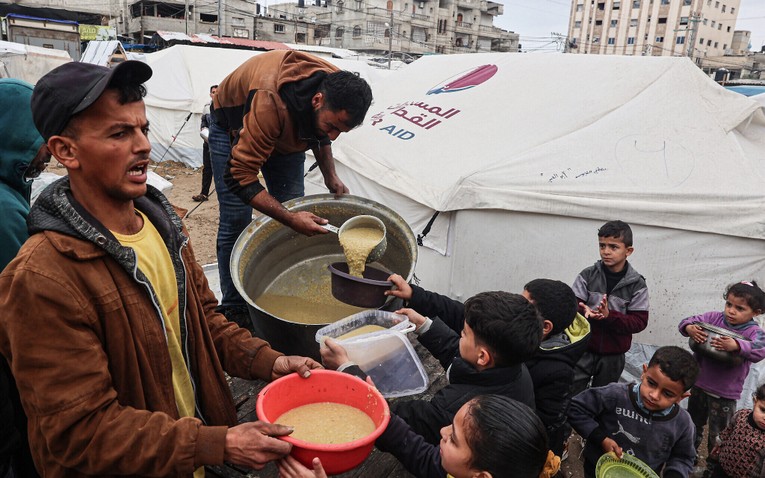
[218,0,222,37]
[388,9,393,69]
[185,0,189,34]
[686,11,701,59]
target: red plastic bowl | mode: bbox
[256,369,390,475]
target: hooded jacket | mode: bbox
[0,77,45,478]
[0,78,45,271]
[526,313,591,455]
[213,50,338,205]
[0,178,283,477]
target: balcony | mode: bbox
[483,0,503,15]
[455,21,473,32]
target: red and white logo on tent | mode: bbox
[426,64,498,95]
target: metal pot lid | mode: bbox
[693,322,750,341]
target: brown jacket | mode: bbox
[0,179,282,477]
[213,50,338,204]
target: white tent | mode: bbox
[0,40,71,83]
[305,53,765,368]
[141,45,389,167]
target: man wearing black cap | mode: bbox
[0,61,321,478]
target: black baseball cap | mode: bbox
[31,60,153,140]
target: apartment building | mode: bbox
[270,0,518,56]
[567,0,740,60]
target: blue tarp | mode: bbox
[724,85,765,97]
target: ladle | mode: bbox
[321,215,387,263]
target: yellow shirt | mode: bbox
[113,211,204,478]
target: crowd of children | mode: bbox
[283,219,765,478]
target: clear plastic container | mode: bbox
[340,331,429,398]
[315,310,414,343]
[315,311,428,398]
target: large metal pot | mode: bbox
[231,194,417,360]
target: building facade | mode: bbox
[566,0,741,61]
[269,0,518,56]
[1,0,516,55]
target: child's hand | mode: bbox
[595,295,610,318]
[395,308,427,329]
[385,274,413,301]
[601,438,623,459]
[580,302,605,321]
[712,336,740,352]
[277,455,328,478]
[319,337,350,370]
[686,324,708,343]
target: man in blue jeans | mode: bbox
[210,51,373,328]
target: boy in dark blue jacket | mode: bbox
[322,290,542,445]
[523,279,591,456]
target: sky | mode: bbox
[492,0,765,53]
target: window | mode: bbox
[577,4,583,11]
[676,36,685,44]
[633,0,640,7]
[718,24,722,30]
[593,36,600,43]
[352,25,361,37]
[727,26,731,32]
[658,17,667,24]
[575,20,582,28]
[699,37,704,44]
[707,39,712,46]
[683,0,691,4]
[613,1,620,9]
[628,37,635,44]
[731,7,735,14]
[335,27,343,38]
[598,2,605,10]
[596,19,603,25]
[630,18,638,26]
[714,41,718,48]
[711,20,715,28]
[608,37,616,45]
[680,16,688,25]
[611,19,618,27]
[274,23,285,33]
[715,1,719,7]
[721,4,726,12]
[232,16,245,26]
[703,18,707,25]
[656,36,664,42]
[661,0,669,4]
[723,43,727,50]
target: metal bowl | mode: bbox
[688,322,750,366]
[231,194,417,359]
[328,262,393,308]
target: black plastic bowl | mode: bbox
[328,262,393,308]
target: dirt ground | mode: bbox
[147,161,718,478]
[153,160,221,265]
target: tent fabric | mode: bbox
[141,45,391,167]
[303,52,765,355]
[318,53,765,250]
[0,40,71,83]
